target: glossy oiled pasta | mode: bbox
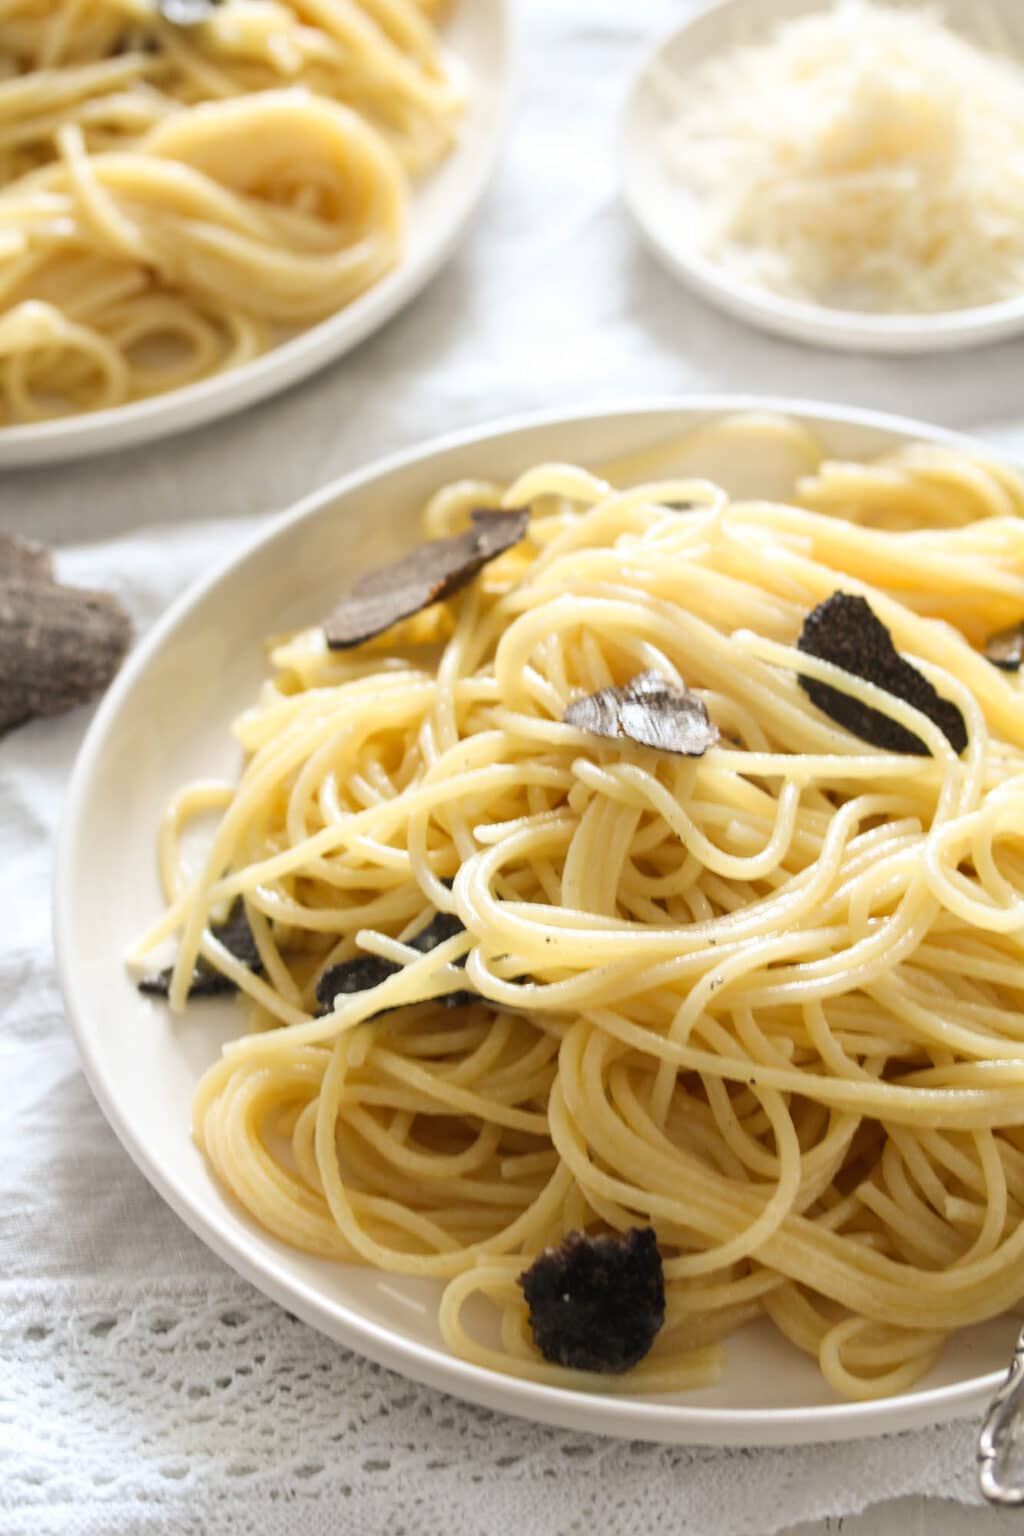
[134,417,1024,1400]
[0,0,463,422]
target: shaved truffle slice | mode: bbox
[324,508,529,650]
[984,622,1024,672]
[316,908,475,1016]
[315,953,397,1011]
[519,1227,665,1373]
[797,592,967,756]
[0,546,131,734]
[564,670,718,756]
[139,901,263,1000]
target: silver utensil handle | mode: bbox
[978,1323,1024,1505]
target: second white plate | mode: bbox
[0,0,510,469]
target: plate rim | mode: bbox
[0,0,513,469]
[55,393,1017,1445]
[620,0,1024,355]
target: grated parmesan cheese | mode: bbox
[658,0,1024,313]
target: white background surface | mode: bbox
[5,0,1024,1530]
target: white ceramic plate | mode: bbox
[0,0,510,470]
[621,0,1024,354]
[56,398,1021,1446]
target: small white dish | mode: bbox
[0,0,510,469]
[55,397,1023,1446]
[621,0,1024,354]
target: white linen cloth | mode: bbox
[4,2,1024,1529]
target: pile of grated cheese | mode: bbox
[658,0,1024,313]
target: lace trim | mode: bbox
[1,1280,984,1534]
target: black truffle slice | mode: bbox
[518,1227,665,1373]
[139,901,263,1000]
[324,508,529,650]
[315,952,398,1011]
[564,670,718,756]
[316,908,475,1016]
[797,592,967,756]
[984,622,1024,672]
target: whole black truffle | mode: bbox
[0,537,131,736]
[518,1226,665,1373]
[797,591,967,756]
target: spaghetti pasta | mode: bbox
[0,0,462,422]
[134,416,1024,1400]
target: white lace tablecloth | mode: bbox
[5,1,1024,1530]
